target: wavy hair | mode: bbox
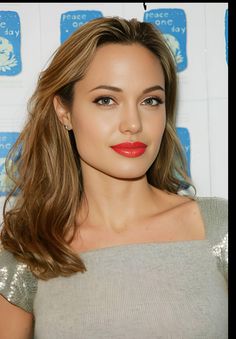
[1,16,195,280]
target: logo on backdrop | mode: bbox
[60,10,103,43]
[144,8,187,72]
[0,11,21,75]
[225,9,228,65]
[176,127,191,178]
[0,132,19,196]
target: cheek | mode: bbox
[71,114,111,155]
[146,112,166,141]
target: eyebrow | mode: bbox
[89,84,165,93]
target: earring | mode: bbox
[64,125,70,130]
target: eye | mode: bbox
[93,96,115,106]
[142,96,164,106]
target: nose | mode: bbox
[119,104,142,135]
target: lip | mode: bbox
[110,142,147,158]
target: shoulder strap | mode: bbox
[0,246,38,313]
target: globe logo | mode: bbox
[163,33,184,65]
[0,36,17,72]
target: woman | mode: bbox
[0,16,227,338]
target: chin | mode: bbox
[81,158,151,180]
[110,173,146,181]
[105,167,148,181]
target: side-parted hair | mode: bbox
[1,17,195,280]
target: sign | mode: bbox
[0,132,19,196]
[177,127,191,178]
[0,11,21,76]
[144,9,187,72]
[225,9,228,65]
[60,10,103,43]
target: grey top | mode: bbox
[0,197,228,338]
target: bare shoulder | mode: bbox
[152,189,206,241]
[0,294,33,339]
[155,188,196,211]
[168,193,206,240]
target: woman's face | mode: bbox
[64,43,166,180]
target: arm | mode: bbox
[0,248,38,338]
[0,295,34,339]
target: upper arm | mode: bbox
[0,294,34,339]
[0,248,38,338]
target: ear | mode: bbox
[53,95,73,130]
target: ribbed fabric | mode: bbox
[32,197,228,339]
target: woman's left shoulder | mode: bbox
[194,196,228,243]
[195,196,228,281]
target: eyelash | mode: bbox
[142,97,164,106]
[93,96,164,106]
[93,96,115,106]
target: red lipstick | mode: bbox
[111,142,147,158]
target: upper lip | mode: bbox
[111,142,147,148]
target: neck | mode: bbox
[78,167,159,234]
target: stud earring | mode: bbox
[64,125,70,130]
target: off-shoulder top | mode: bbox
[0,197,228,338]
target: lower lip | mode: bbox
[111,147,147,158]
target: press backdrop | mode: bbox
[0,3,228,220]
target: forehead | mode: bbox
[79,43,165,89]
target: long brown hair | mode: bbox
[1,17,194,280]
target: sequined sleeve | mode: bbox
[197,197,228,284]
[212,233,228,282]
[0,247,37,313]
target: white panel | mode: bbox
[0,105,27,131]
[0,2,228,205]
[0,3,41,108]
[205,3,228,199]
[205,3,228,99]
[123,3,208,102]
[176,99,211,197]
[208,99,228,199]
[39,3,125,70]
[0,197,4,224]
